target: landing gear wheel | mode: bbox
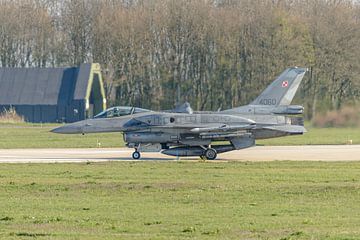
[204,148,217,160]
[132,151,141,159]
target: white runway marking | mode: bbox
[0,145,359,163]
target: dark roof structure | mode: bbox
[0,63,106,123]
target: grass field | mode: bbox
[0,161,359,239]
[0,123,123,149]
[0,123,359,149]
[257,127,360,146]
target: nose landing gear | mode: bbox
[132,150,141,159]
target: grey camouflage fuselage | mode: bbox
[52,67,307,160]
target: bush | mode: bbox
[313,106,360,127]
[0,107,24,123]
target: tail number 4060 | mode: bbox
[259,99,277,105]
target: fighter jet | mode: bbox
[52,67,307,160]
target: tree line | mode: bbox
[0,0,359,119]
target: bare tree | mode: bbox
[1,0,360,118]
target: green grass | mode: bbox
[0,161,360,239]
[0,123,359,149]
[257,127,360,145]
[0,123,124,149]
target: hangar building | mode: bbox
[0,63,106,123]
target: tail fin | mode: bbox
[250,67,307,106]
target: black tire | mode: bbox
[132,151,141,159]
[204,148,217,160]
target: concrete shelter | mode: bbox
[0,63,106,123]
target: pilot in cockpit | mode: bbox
[94,106,150,119]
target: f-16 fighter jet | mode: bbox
[52,67,307,160]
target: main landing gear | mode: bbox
[204,148,217,160]
[200,147,217,160]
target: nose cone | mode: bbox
[51,122,83,134]
[50,116,132,134]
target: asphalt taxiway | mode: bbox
[0,145,359,163]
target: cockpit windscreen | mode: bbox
[94,106,150,118]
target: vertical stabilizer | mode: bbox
[250,67,307,106]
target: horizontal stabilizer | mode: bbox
[263,125,307,134]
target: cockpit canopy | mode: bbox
[94,106,150,118]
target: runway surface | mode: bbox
[0,145,359,163]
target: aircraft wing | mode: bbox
[154,123,255,132]
[262,125,307,134]
[190,124,255,133]
[153,123,219,129]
